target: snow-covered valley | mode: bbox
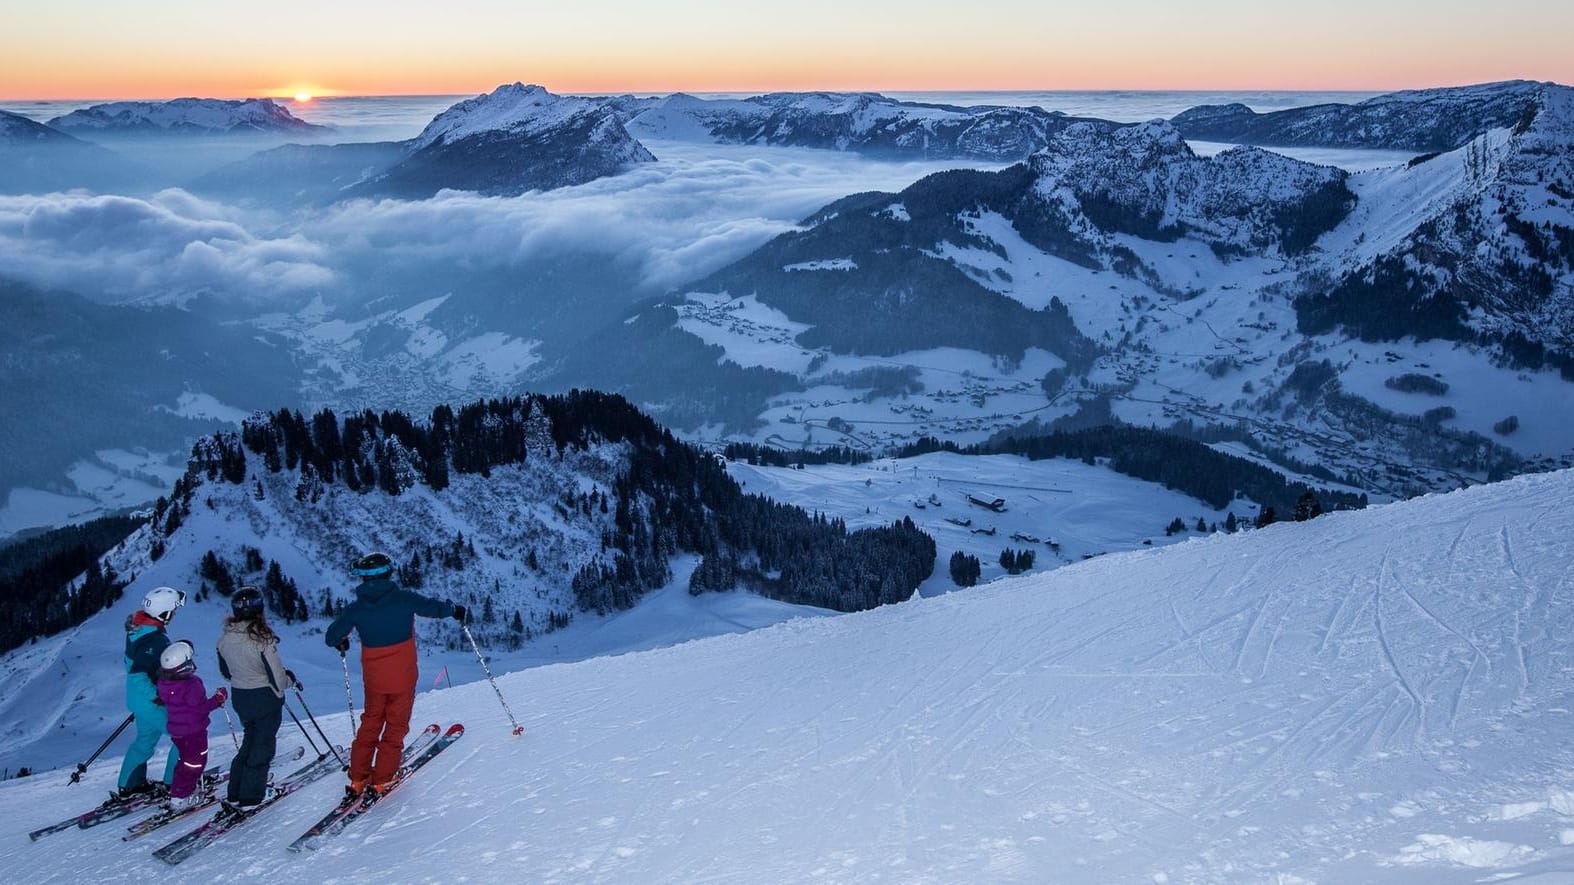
[4,466,1573,882]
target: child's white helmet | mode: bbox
[159,639,195,674]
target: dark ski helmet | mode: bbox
[352,551,394,578]
[232,586,264,618]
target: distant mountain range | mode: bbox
[7,79,1569,198]
[1169,80,1548,152]
[612,91,1107,161]
[47,97,328,137]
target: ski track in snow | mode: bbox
[6,471,1574,881]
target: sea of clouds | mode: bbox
[0,140,980,307]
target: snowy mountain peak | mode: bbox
[47,98,327,136]
[412,82,604,150]
[331,83,659,197]
[656,92,709,109]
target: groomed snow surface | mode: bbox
[5,470,1574,882]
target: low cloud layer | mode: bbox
[311,140,977,294]
[1,141,984,306]
[0,189,333,303]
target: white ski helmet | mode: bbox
[141,586,186,623]
[159,639,195,674]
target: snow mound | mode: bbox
[1390,834,1538,869]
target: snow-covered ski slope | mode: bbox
[4,469,1574,882]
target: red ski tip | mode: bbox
[444,724,465,737]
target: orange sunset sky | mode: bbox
[2,0,1570,100]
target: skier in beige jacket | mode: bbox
[216,586,300,812]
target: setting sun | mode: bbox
[293,91,313,103]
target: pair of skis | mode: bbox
[153,723,463,865]
[29,738,317,842]
[149,744,351,865]
[28,763,228,841]
[124,745,321,841]
[288,723,464,852]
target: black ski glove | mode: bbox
[452,605,468,623]
[335,637,350,654]
[285,669,302,690]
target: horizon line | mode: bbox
[2,78,1553,105]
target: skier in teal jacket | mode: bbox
[117,586,186,799]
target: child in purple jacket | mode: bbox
[155,640,228,810]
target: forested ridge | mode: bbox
[0,515,141,654]
[208,390,935,615]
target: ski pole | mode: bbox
[339,650,358,744]
[220,703,241,750]
[68,713,134,785]
[283,699,322,757]
[461,622,525,736]
[292,688,347,769]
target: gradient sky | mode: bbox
[2,0,1570,100]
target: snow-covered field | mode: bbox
[4,466,1572,882]
[0,449,186,537]
[728,452,1251,595]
